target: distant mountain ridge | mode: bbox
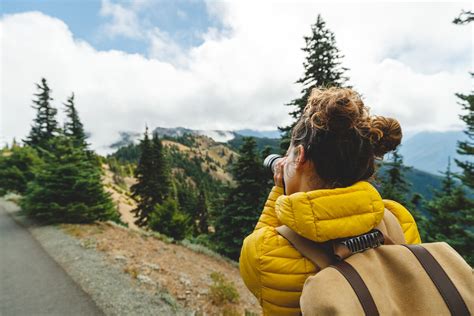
[109,127,472,177]
[109,128,281,148]
[399,130,471,175]
[233,129,281,139]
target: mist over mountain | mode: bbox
[110,127,280,149]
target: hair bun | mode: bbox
[369,116,402,157]
[305,88,365,134]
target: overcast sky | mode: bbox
[1,0,472,153]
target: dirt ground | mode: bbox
[62,222,261,316]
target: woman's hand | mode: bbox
[273,157,286,188]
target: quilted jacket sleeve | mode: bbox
[239,186,317,315]
[254,186,284,230]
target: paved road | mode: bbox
[0,200,103,316]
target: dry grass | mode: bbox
[61,222,261,315]
[209,271,240,305]
[62,225,89,238]
[123,264,139,279]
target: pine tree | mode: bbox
[150,131,171,204]
[425,159,473,265]
[130,127,155,227]
[21,135,119,223]
[379,149,412,205]
[213,137,269,260]
[176,181,197,230]
[430,10,474,265]
[279,14,349,151]
[23,78,59,152]
[131,129,172,227]
[452,9,474,189]
[438,157,456,197]
[63,93,87,149]
[377,149,429,238]
[453,79,474,189]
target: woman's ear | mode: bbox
[295,144,306,168]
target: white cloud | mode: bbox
[99,0,144,39]
[1,1,472,154]
[147,27,189,66]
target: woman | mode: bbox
[239,87,421,315]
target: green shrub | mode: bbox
[209,271,239,305]
[148,197,188,240]
[0,145,43,194]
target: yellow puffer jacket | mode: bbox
[239,181,421,315]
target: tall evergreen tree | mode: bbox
[176,181,198,231]
[378,149,429,237]
[279,14,349,151]
[438,157,456,197]
[416,10,474,263]
[63,93,87,148]
[146,148,187,240]
[150,131,171,204]
[213,137,268,260]
[130,127,155,227]
[131,129,172,227]
[23,78,59,151]
[424,159,473,265]
[21,135,119,223]
[453,74,474,189]
[379,149,412,205]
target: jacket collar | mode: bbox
[275,181,385,242]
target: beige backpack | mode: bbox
[276,210,473,316]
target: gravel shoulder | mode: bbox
[2,198,188,316]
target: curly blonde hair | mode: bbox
[291,87,402,187]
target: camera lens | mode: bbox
[263,154,282,174]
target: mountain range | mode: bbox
[110,127,471,177]
[398,130,470,176]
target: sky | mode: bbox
[1,0,472,153]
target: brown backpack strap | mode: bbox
[332,261,379,316]
[403,244,470,316]
[275,208,402,268]
[276,225,333,270]
[332,209,401,260]
[377,208,406,244]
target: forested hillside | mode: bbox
[109,131,446,205]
